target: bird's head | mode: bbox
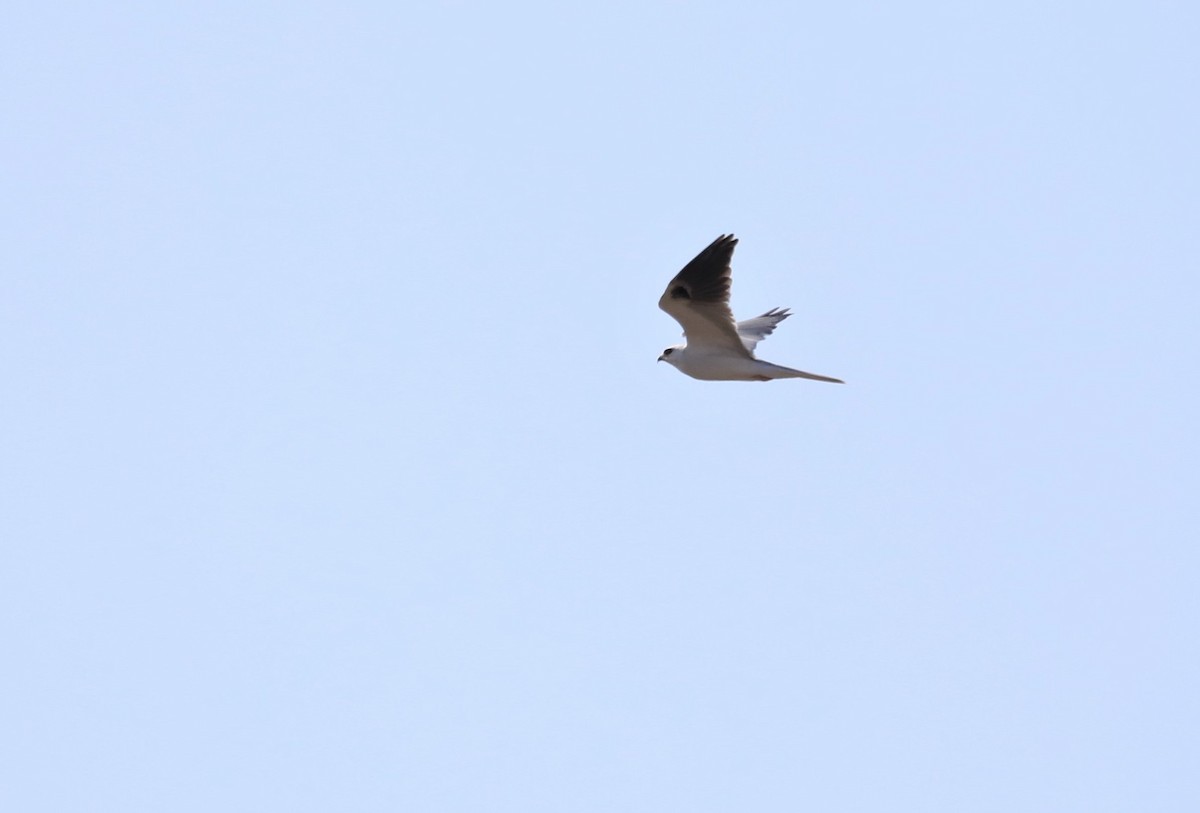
[657,345,683,366]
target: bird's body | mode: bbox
[661,348,829,382]
[657,235,843,384]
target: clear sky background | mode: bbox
[4,2,1198,811]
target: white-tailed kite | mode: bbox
[658,234,844,383]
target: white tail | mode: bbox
[759,361,844,383]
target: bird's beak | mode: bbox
[657,355,665,363]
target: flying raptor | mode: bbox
[657,234,844,383]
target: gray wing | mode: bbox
[736,307,791,353]
[657,234,752,357]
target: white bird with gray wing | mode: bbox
[657,234,844,383]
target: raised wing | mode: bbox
[657,234,751,357]
[736,307,791,353]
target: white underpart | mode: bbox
[665,345,842,382]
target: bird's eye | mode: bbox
[663,348,674,356]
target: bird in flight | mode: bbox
[658,234,844,383]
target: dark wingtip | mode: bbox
[671,234,738,304]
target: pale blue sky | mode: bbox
[3,2,1198,811]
